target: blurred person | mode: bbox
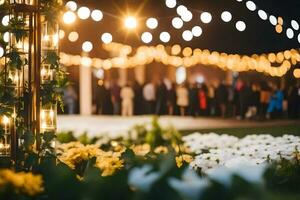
[133,80,143,115]
[198,84,208,116]
[167,83,177,115]
[155,80,168,115]
[288,82,300,119]
[63,85,78,114]
[143,81,156,114]
[216,82,228,117]
[259,81,271,119]
[245,83,260,119]
[233,79,244,118]
[111,82,121,115]
[227,84,235,117]
[120,84,135,116]
[176,84,189,116]
[207,84,216,116]
[266,83,284,119]
[239,82,252,119]
[189,83,199,117]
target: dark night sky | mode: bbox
[61,0,300,57]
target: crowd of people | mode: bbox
[78,78,300,120]
[63,78,300,120]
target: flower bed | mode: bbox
[0,118,299,200]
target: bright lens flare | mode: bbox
[124,16,137,29]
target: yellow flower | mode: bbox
[0,169,43,196]
[154,146,168,154]
[131,144,151,156]
[175,154,193,168]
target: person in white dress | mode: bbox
[120,84,135,116]
[176,84,189,116]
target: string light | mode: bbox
[191,26,202,37]
[291,20,299,30]
[66,1,77,11]
[275,24,283,33]
[235,21,246,31]
[182,30,193,41]
[146,18,158,29]
[77,7,90,20]
[91,10,103,22]
[160,32,171,43]
[269,15,277,26]
[82,41,93,52]
[200,12,212,24]
[63,11,76,24]
[60,44,300,78]
[181,10,193,22]
[101,33,113,44]
[246,1,256,11]
[165,0,177,8]
[141,32,153,44]
[258,10,267,20]
[221,11,232,22]
[176,5,188,17]
[293,68,300,78]
[124,16,137,29]
[286,28,294,39]
[172,17,183,29]
[68,31,79,42]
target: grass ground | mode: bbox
[182,123,300,137]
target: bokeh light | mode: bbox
[269,15,277,26]
[286,28,294,39]
[291,20,299,30]
[172,17,183,29]
[68,31,79,42]
[82,41,93,52]
[246,1,256,11]
[235,21,246,32]
[101,33,113,44]
[221,11,232,22]
[200,12,212,24]
[177,5,187,17]
[141,32,153,44]
[91,10,103,22]
[63,11,76,24]
[124,16,137,29]
[182,30,193,41]
[2,15,9,26]
[160,32,171,43]
[258,10,267,20]
[77,7,90,20]
[181,11,193,22]
[0,46,4,57]
[192,26,202,37]
[66,1,77,11]
[146,18,158,29]
[293,68,300,78]
[165,0,177,8]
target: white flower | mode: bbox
[128,165,161,192]
[168,169,210,200]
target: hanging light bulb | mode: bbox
[101,33,113,44]
[77,7,90,20]
[258,10,267,20]
[82,41,93,52]
[246,1,256,11]
[141,32,153,44]
[91,10,103,22]
[146,18,158,29]
[165,0,177,8]
[191,26,202,37]
[172,17,183,29]
[200,12,212,24]
[160,32,171,43]
[221,11,232,22]
[182,30,193,41]
[235,21,246,32]
[66,1,77,11]
[286,28,294,39]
